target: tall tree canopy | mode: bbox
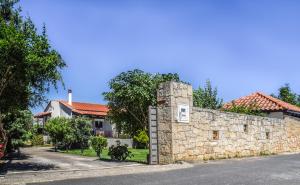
[103,69,181,136]
[0,0,66,150]
[193,80,223,110]
[271,83,300,107]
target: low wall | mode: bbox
[107,138,133,148]
[156,81,300,164]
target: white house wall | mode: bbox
[59,102,72,118]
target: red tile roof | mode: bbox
[59,100,109,117]
[223,92,300,113]
[34,112,51,118]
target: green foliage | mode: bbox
[224,101,266,116]
[103,69,182,136]
[3,110,33,151]
[61,148,149,163]
[90,136,107,158]
[193,80,223,109]
[0,0,66,112]
[108,140,133,161]
[45,117,92,152]
[133,130,149,149]
[271,83,300,107]
[70,117,92,153]
[0,0,65,152]
[31,134,44,146]
[45,117,70,151]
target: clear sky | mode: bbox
[19,0,300,114]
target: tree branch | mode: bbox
[0,66,14,98]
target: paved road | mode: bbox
[0,147,135,175]
[30,153,300,185]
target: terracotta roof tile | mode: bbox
[59,100,109,117]
[223,92,300,113]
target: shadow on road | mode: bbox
[0,151,58,176]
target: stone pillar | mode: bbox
[157,81,193,164]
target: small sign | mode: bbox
[178,105,189,123]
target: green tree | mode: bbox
[193,80,223,109]
[0,0,66,152]
[103,69,182,136]
[272,84,300,107]
[70,117,92,154]
[133,130,149,149]
[90,136,107,159]
[3,110,33,154]
[45,117,70,152]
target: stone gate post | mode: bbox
[156,81,193,164]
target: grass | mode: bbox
[60,148,149,163]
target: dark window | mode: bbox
[243,124,248,133]
[95,121,103,129]
[213,131,219,140]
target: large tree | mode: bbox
[271,84,300,107]
[3,110,33,153]
[193,80,223,109]
[103,69,181,136]
[0,0,66,152]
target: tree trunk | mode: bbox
[80,143,84,154]
[0,112,7,157]
[54,141,58,152]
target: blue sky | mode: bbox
[19,0,300,114]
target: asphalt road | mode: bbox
[30,153,300,185]
[1,147,135,175]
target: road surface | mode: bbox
[30,153,300,185]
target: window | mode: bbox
[95,121,103,129]
[213,131,219,140]
[266,132,270,139]
[243,124,248,133]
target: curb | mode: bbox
[3,163,143,176]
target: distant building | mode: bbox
[223,92,300,119]
[34,90,117,137]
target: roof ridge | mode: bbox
[255,92,284,108]
[256,92,299,110]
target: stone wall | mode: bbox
[156,81,300,164]
[173,108,287,161]
[285,116,300,152]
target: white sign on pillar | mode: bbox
[177,105,189,123]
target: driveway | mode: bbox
[30,153,300,185]
[0,147,138,175]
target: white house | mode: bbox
[34,90,117,137]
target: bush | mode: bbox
[133,130,149,149]
[45,117,72,151]
[90,136,107,158]
[70,117,92,153]
[224,101,266,116]
[108,140,133,161]
[32,134,44,146]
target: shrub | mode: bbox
[32,134,44,146]
[133,130,149,149]
[90,136,107,158]
[70,117,92,153]
[108,140,133,161]
[45,117,73,151]
[224,101,266,116]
